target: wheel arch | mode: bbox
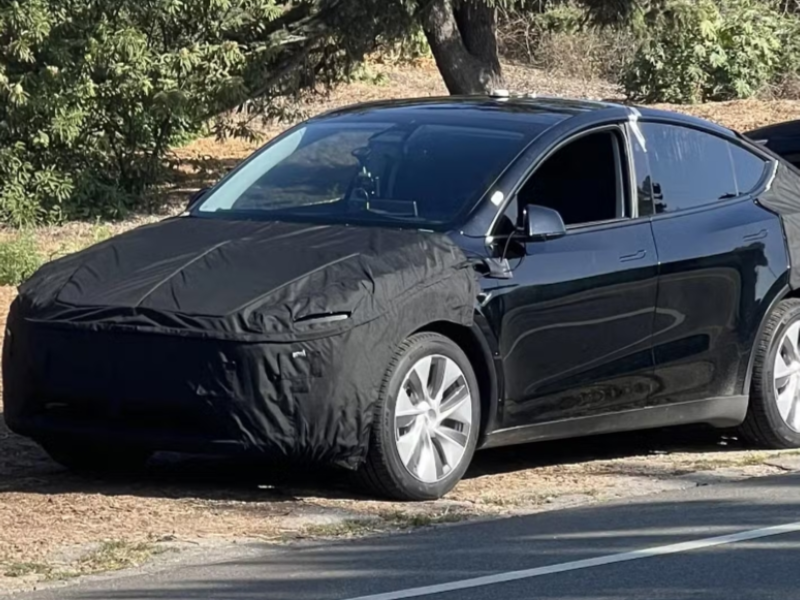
[413,318,501,446]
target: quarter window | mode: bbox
[729,143,768,195]
[642,123,739,214]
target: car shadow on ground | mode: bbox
[466,425,742,478]
[0,409,749,503]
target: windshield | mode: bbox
[193,118,542,229]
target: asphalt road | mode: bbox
[14,472,800,600]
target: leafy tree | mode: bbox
[0,0,411,225]
[622,0,799,102]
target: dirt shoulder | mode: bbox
[3,63,800,594]
[3,409,799,596]
[2,299,800,594]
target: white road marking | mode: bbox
[341,521,800,600]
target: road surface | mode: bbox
[13,472,800,600]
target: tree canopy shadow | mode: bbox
[30,479,800,600]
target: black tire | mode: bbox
[741,298,800,449]
[40,439,153,476]
[358,332,480,501]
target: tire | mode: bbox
[741,298,800,449]
[359,332,480,501]
[40,439,153,476]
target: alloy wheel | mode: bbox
[774,321,800,432]
[393,354,473,483]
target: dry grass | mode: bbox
[2,61,800,592]
[74,541,165,575]
[3,540,164,582]
[498,10,637,84]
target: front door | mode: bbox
[482,126,659,429]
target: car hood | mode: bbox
[16,217,474,340]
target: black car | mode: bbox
[7,95,800,501]
[746,119,800,169]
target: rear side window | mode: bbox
[729,144,768,194]
[642,123,738,214]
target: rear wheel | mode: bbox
[742,298,800,448]
[40,439,153,476]
[359,333,480,501]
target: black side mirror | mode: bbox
[524,204,567,241]
[187,187,209,210]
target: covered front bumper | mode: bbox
[3,303,394,469]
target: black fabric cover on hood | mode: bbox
[758,163,800,289]
[3,217,477,469]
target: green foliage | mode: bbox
[622,0,799,103]
[0,234,44,286]
[533,2,586,34]
[0,1,273,225]
[347,64,391,86]
[0,0,411,227]
[376,26,432,64]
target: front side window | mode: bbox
[194,119,544,229]
[516,129,628,227]
[642,123,740,214]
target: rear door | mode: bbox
[639,122,786,406]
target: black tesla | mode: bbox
[6,95,800,501]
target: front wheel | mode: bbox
[359,333,480,501]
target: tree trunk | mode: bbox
[420,0,504,95]
[454,1,502,76]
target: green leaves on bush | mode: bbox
[622,0,800,103]
[0,1,274,226]
[0,235,44,287]
[0,0,408,228]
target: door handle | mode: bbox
[619,249,647,263]
[743,229,768,242]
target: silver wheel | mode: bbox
[394,354,473,483]
[774,321,800,432]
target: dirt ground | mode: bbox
[3,61,800,593]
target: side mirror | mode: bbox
[524,204,567,241]
[187,187,209,210]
